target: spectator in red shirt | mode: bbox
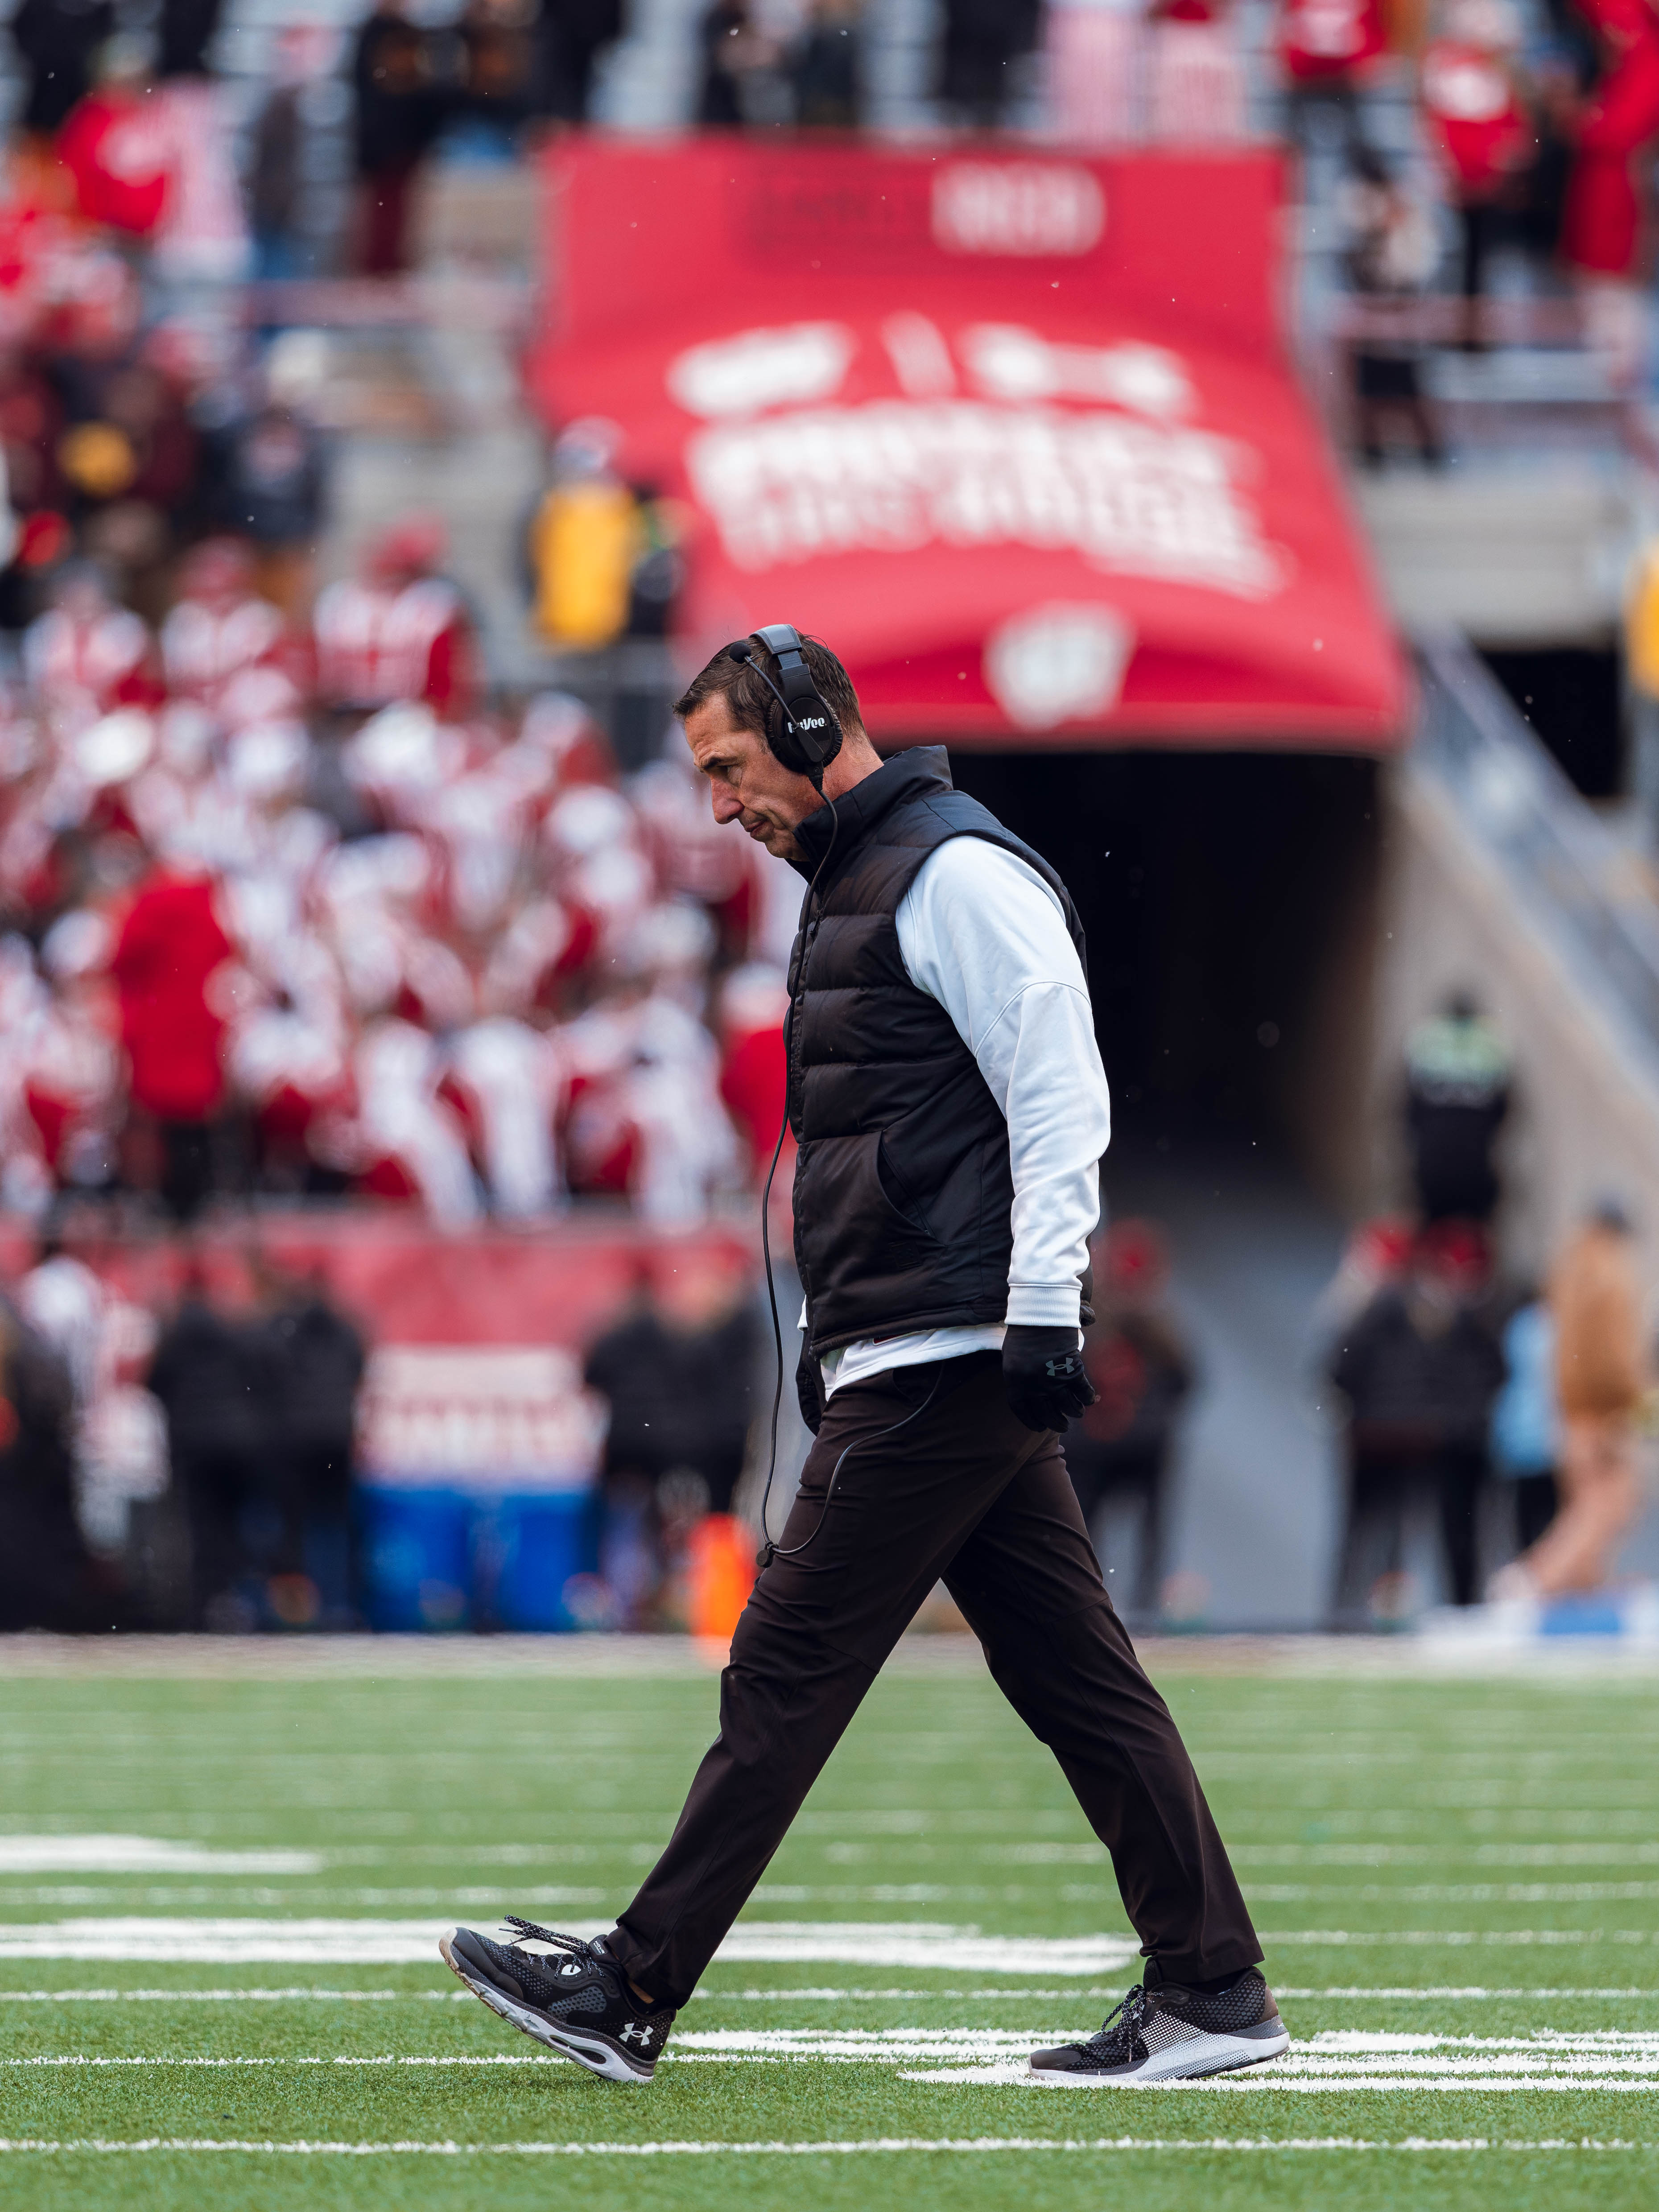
[111,866,234,1220]
[1552,0,1659,389]
[1420,0,1536,347]
[1278,0,1387,153]
[57,44,173,239]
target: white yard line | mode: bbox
[0,1919,1143,1972]
[0,1840,321,1875]
[1261,1931,1655,1946]
[14,2033,1659,2086]
[0,1989,469,2003]
[4,1983,1656,2004]
[9,1879,1659,1909]
[0,1890,613,1910]
[0,2135,1654,2156]
[1228,1847,1659,1867]
[1272,1988,1659,2000]
[909,2068,1659,2090]
[0,1916,1649,1962]
[1242,1886,1659,1905]
[0,1917,1649,1962]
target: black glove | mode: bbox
[796,1339,825,1436]
[1003,1324,1098,1434]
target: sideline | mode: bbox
[3,1632,1659,1682]
[0,2134,1654,2157]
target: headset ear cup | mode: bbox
[765,692,798,775]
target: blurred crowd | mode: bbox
[0,518,795,1226]
[1335,0,1659,454]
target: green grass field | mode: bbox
[2,1638,1658,2212]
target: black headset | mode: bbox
[726,623,843,788]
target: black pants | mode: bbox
[160,1120,215,1224]
[176,1446,262,1626]
[608,1353,1260,2010]
[1514,1469,1558,1552]
[1437,1448,1485,1608]
[1458,199,1510,306]
[1333,1449,1486,1615]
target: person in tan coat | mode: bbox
[1503,1202,1648,1597]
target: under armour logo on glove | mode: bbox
[619,2022,655,2047]
[1003,1325,1100,1435]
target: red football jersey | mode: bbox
[1278,0,1386,78]
[57,91,172,237]
[1421,39,1533,193]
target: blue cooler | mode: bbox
[359,1484,472,1632]
[471,1484,593,1631]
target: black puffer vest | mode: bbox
[786,747,1087,1354]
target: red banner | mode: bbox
[0,1215,755,1348]
[530,139,1407,751]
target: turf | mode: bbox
[2,1642,1658,2211]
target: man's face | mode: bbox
[684,692,818,861]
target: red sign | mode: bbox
[529,139,1407,751]
[0,1215,755,1350]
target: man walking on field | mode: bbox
[441,629,1288,2087]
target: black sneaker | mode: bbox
[1028,1967,1289,2084]
[439,1918,675,2084]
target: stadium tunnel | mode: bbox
[949,747,1382,1206]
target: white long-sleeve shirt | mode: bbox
[815,835,1112,1397]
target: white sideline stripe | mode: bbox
[1261,1931,1655,1947]
[1274,1989,1659,2001]
[0,1917,1647,1962]
[4,1985,1656,2005]
[0,1987,1131,2006]
[910,2068,1659,2091]
[1230,1846,1659,1868]
[0,1890,612,1911]
[17,2033,1659,2080]
[1248,1886,1659,1905]
[0,1920,1142,1972]
[0,1839,320,1875]
[15,1843,1659,1876]
[0,2137,1655,2158]
[0,1989,474,2003]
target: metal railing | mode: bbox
[1413,633,1659,1086]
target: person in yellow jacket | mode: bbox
[528,418,640,651]
[1495,1200,1648,1598]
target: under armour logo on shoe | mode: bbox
[1043,1353,1084,1380]
[619,2021,655,2047]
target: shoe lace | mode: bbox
[501,1917,597,1964]
[1080,1984,1153,2061]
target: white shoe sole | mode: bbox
[438,1930,654,2085]
[1029,2024,1292,2085]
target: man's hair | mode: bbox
[673,632,864,740]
